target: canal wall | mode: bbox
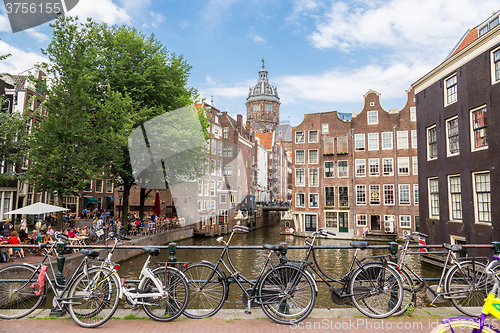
[57,227,194,277]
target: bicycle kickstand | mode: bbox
[245,300,252,315]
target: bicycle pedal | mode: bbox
[132,305,138,311]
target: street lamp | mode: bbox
[117,189,123,220]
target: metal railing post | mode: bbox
[168,242,177,267]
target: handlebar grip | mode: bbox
[121,236,131,241]
[56,233,69,240]
[318,228,335,236]
[412,232,428,238]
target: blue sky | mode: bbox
[1,0,499,126]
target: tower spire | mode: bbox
[262,58,265,69]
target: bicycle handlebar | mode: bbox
[55,232,69,240]
[412,231,428,238]
[315,228,336,236]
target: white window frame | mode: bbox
[295,193,305,208]
[382,132,393,150]
[414,184,419,206]
[397,131,408,150]
[295,131,305,144]
[322,123,329,134]
[295,150,305,164]
[309,193,319,208]
[410,107,417,121]
[309,168,319,187]
[355,159,366,177]
[355,134,365,151]
[338,160,348,178]
[399,215,411,229]
[308,149,318,164]
[369,158,379,176]
[399,184,411,205]
[356,214,367,226]
[428,177,439,218]
[398,157,409,176]
[412,156,418,175]
[473,171,491,224]
[491,46,500,85]
[427,125,438,160]
[448,174,462,221]
[356,185,366,205]
[446,116,460,157]
[368,133,379,151]
[367,110,378,125]
[308,130,319,143]
[295,168,305,187]
[383,184,395,205]
[369,184,380,205]
[470,106,488,152]
[411,130,417,149]
[324,161,334,178]
[445,73,458,106]
[382,158,394,176]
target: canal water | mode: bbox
[118,221,442,309]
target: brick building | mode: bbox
[413,11,500,249]
[291,89,418,238]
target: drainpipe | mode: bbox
[349,128,355,236]
[394,126,399,237]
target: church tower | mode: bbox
[246,60,280,133]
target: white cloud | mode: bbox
[69,0,131,25]
[252,34,266,44]
[143,11,165,29]
[24,28,50,42]
[0,14,11,32]
[0,41,48,74]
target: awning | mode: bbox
[83,196,98,208]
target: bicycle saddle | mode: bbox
[142,246,160,256]
[443,243,463,252]
[80,249,100,258]
[350,241,369,250]
[263,244,284,251]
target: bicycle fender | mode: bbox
[22,263,38,269]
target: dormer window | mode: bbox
[479,14,499,36]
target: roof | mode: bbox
[255,132,274,150]
[275,124,292,142]
[448,29,478,58]
[13,75,26,90]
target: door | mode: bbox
[305,215,317,231]
[339,212,348,233]
[370,215,381,231]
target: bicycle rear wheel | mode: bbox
[182,262,228,319]
[259,265,316,325]
[0,264,44,319]
[445,261,491,317]
[67,267,120,328]
[141,267,189,322]
[349,262,403,319]
[431,319,497,333]
[391,267,417,316]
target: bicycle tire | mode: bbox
[430,319,498,333]
[349,262,403,319]
[390,267,417,317]
[444,261,492,317]
[66,266,120,328]
[140,267,189,322]
[182,262,228,319]
[259,264,316,325]
[0,264,45,319]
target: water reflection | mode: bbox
[117,222,441,309]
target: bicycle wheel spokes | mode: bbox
[67,267,120,328]
[349,263,403,319]
[259,265,315,325]
[431,319,496,333]
[141,267,189,322]
[446,262,492,317]
[0,265,44,319]
[182,262,227,319]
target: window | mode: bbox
[446,117,459,156]
[269,173,272,179]
[369,185,380,205]
[355,134,365,151]
[198,179,203,195]
[84,180,92,191]
[400,215,411,228]
[309,193,319,208]
[222,165,232,176]
[398,157,409,175]
[305,215,317,231]
[338,161,348,178]
[357,215,367,226]
[471,107,488,150]
[429,177,439,217]
[309,168,319,187]
[397,131,408,149]
[337,137,348,153]
[106,181,113,193]
[384,185,394,205]
[473,172,491,223]
[382,132,393,150]
[338,187,349,206]
[217,160,222,176]
[223,146,232,158]
[211,159,216,176]
[308,149,318,164]
[325,161,334,178]
[204,179,209,196]
[295,193,305,208]
[448,175,462,221]
[410,107,416,121]
[356,185,366,205]
[217,142,222,156]
[295,131,305,143]
[295,150,305,164]
[399,184,410,205]
[493,48,500,83]
[210,180,216,196]
[414,184,419,206]
[211,139,216,155]
[309,130,318,143]
[411,130,417,149]
[325,187,335,206]
[324,138,334,154]
[326,212,337,228]
[355,159,366,177]
[369,158,379,176]
[361,134,376,153]
[223,127,229,139]
[95,179,103,193]
[445,74,458,105]
[295,168,305,186]
[427,125,437,160]
[382,158,393,176]
[412,156,418,175]
[367,111,378,124]
[322,124,329,134]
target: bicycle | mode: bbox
[90,225,106,245]
[182,222,317,325]
[87,233,190,322]
[0,232,120,328]
[430,255,500,333]
[290,228,404,319]
[392,231,493,317]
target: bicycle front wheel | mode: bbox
[67,266,120,328]
[431,319,497,333]
[445,261,491,317]
[140,267,189,322]
[259,265,316,325]
[0,264,45,319]
[182,262,228,319]
[349,262,403,319]
[391,267,417,317]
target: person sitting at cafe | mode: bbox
[19,228,29,244]
[68,228,76,238]
[31,230,42,245]
[7,231,25,259]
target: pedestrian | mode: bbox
[19,216,28,233]
[3,218,13,237]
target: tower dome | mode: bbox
[246,60,280,133]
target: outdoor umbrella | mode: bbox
[154,192,161,216]
[5,202,69,215]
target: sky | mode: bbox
[1,0,499,126]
